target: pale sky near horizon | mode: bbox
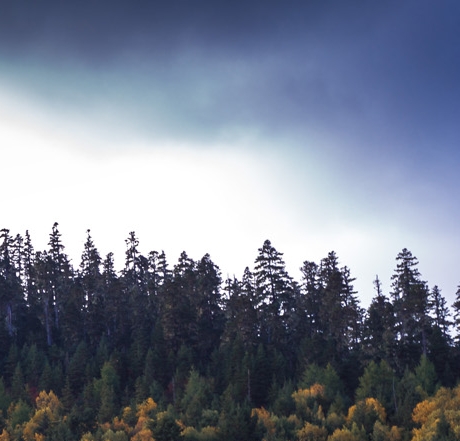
[1,1,460,307]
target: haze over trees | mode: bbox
[0,224,460,440]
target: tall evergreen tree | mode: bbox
[298,260,326,366]
[363,276,396,365]
[102,252,127,347]
[0,229,25,341]
[123,231,152,363]
[299,260,321,341]
[253,240,294,349]
[315,252,362,365]
[194,254,225,367]
[429,285,452,340]
[390,248,431,368]
[33,251,54,346]
[78,229,105,347]
[222,269,258,348]
[160,252,198,355]
[452,284,460,346]
[47,222,73,343]
[341,265,363,351]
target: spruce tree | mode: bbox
[363,276,396,365]
[253,240,294,349]
[195,254,225,367]
[79,230,105,346]
[452,284,460,346]
[0,229,25,340]
[47,222,73,342]
[390,248,431,368]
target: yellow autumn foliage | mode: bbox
[292,383,326,420]
[137,398,157,418]
[251,407,277,438]
[412,385,460,441]
[327,427,359,441]
[130,427,154,441]
[347,397,386,424]
[292,384,325,402]
[112,416,131,433]
[182,425,219,441]
[35,390,61,414]
[22,391,64,441]
[297,421,328,441]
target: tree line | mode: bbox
[0,223,460,440]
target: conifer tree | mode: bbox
[299,260,321,341]
[390,248,431,368]
[253,240,294,348]
[429,285,451,336]
[47,222,73,341]
[0,229,24,339]
[315,252,362,364]
[195,254,225,366]
[123,231,150,326]
[160,252,198,355]
[102,252,127,347]
[222,269,258,348]
[452,284,460,346]
[428,285,453,377]
[79,230,105,345]
[363,276,396,365]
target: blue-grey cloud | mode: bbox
[2,1,459,154]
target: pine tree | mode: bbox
[194,254,225,367]
[160,252,198,355]
[363,276,396,365]
[341,266,363,352]
[47,222,74,343]
[33,251,54,346]
[0,229,24,340]
[451,284,460,348]
[390,248,431,368]
[299,260,321,341]
[222,269,258,348]
[20,230,45,344]
[102,252,127,347]
[253,240,294,349]
[123,232,150,332]
[315,252,362,364]
[79,229,105,346]
[298,260,326,366]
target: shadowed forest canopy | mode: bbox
[0,224,460,441]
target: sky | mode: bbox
[1,0,460,307]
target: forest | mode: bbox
[0,223,460,441]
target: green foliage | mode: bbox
[0,379,11,425]
[395,367,423,429]
[96,362,120,423]
[355,360,395,413]
[101,429,128,441]
[414,355,437,397]
[149,409,182,441]
[180,369,213,428]
[300,363,345,411]
[7,400,32,430]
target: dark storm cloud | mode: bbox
[0,0,307,60]
[1,0,460,165]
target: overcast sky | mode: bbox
[1,1,460,306]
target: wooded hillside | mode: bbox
[0,224,459,441]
